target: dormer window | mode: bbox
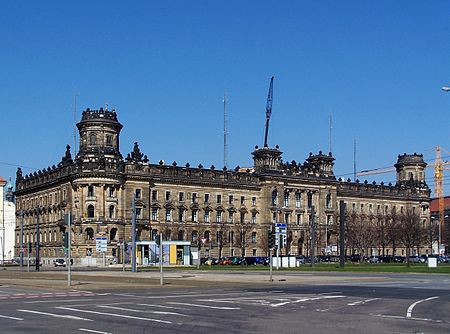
[88,185,94,197]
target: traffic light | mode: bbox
[63,232,69,249]
[268,229,274,248]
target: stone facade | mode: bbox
[14,108,432,264]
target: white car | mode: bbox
[53,258,66,267]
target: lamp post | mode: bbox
[441,86,450,254]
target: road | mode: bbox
[0,270,449,333]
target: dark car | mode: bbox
[296,255,306,265]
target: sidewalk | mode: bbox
[0,267,385,291]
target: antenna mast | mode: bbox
[353,138,357,182]
[329,114,333,153]
[223,93,228,169]
[73,93,79,156]
[263,76,274,147]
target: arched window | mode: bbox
[86,227,94,240]
[326,193,331,208]
[272,190,278,206]
[251,232,257,244]
[204,230,210,242]
[87,205,95,218]
[109,205,115,219]
[191,230,198,242]
[110,228,117,241]
[151,229,158,241]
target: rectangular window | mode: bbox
[252,196,256,206]
[88,185,94,197]
[229,195,233,205]
[360,203,364,213]
[192,192,198,203]
[165,209,171,221]
[109,187,115,198]
[135,189,141,199]
[327,215,333,225]
[369,204,373,214]
[295,193,300,208]
[284,192,289,207]
[178,209,184,222]
[284,213,289,224]
[151,208,158,221]
[272,212,277,224]
[192,209,198,222]
[217,194,222,204]
[204,211,210,223]
[297,214,301,225]
[251,232,257,244]
[165,191,171,201]
[179,192,185,202]
[241,196,245,205]
[106,135,113,146]
[216,211,222,223]
[307,193,312,208]
[152,190,157,201]
[136,208,142,219]
[251,212,256,224]
[228,211,233,223]
[204,193,209,203]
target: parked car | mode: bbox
[296,255,306,265]
[53,258,66,267]
[367,256,380,263]
[219,257,232,265]
[407,256,422,263]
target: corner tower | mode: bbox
[76,107,123,171]
[395,153,427,185]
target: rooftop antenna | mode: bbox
[329,114,333,153]
[73,92,80,156]
[353,137,357,182]
[263,76,274,148]
[223,93,228,169]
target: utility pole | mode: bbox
[339,200,346,268]
[20,211,24,270]
[159,232,164,286]
[310,206,316,267]
[68,211,72,287]
[131,194,137,273]
[35,208,40,272]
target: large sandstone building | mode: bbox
[14,108,432,265]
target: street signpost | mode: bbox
[96,237,107,266]
[275,223,286,269]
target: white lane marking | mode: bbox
[17,309,93,321]
[0,314,24,321]
[57,307,173,324]
[98,305,188,317]
[348,298,380,306]
[167,302,240,310]
[112,291,258,299]
[137,303,190,310]
[371,313,442,323]
[271,295,345,308]
[406,297,439,318]
[78,329,111,334]
[25,299,95,304]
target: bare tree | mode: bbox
[345,212,377,261]
[386,209,401,256]
[399,208,427,267]
[257,224,270,256]
[233,222,253,257]
[375,213,388,256]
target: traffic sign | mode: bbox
[96,237,107,252]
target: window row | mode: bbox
[149,190,257,206]
[151,208,258,224]
[271,190,332,209]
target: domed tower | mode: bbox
[75,107,123,171]
[394,153,427,185]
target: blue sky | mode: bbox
[1,1,450,195]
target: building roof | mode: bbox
[430,197,450,212]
